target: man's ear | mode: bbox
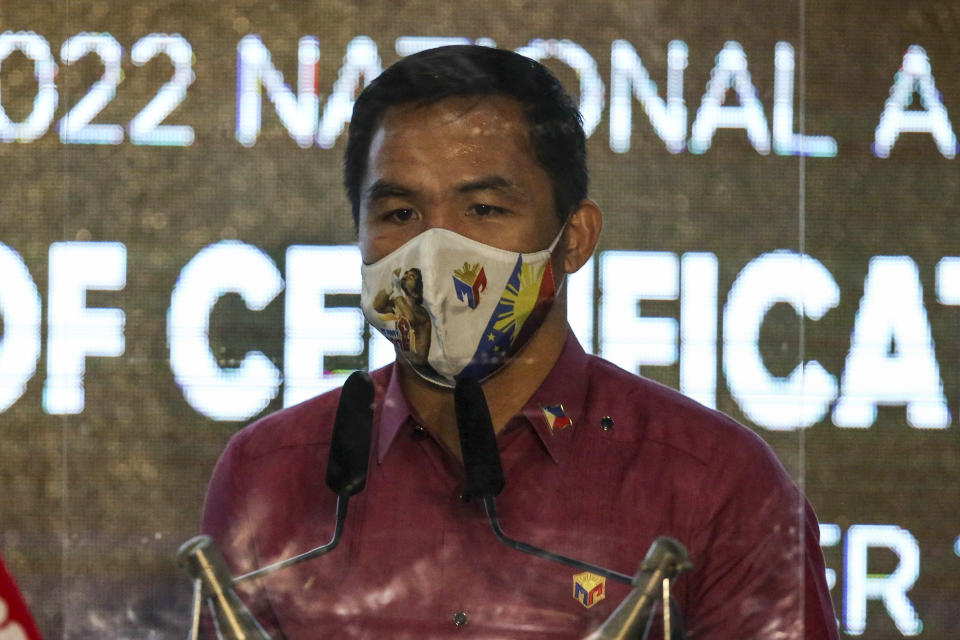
[560,199,602,275]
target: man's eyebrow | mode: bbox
[365,180,414,201]
[455,175,519,195]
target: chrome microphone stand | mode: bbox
[177,371,375,640]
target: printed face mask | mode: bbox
[361,227,563,387]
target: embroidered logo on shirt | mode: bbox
[573,572,606,608]
[541,403,572,434]
[453,262,487,309]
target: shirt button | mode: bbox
[600,415,614,431]
[412,424,427,440]
[453,611,468,627]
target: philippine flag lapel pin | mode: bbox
[540,403,572,434]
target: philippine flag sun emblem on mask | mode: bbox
[453,261,487,309]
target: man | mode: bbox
[202,45,839,638]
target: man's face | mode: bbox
[357,95,562,264]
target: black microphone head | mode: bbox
[454,377,504,499]
[326,370,375,497]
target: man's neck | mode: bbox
[397,299,570,461]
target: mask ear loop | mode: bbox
[546,219,568,253]
[545,219,570,296]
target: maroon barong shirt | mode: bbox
[202,332,838,639]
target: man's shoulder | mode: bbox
[581,353,780,471]
[225,366,392,463]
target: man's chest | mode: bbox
[247,430,691,639]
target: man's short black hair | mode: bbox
[344,45,587,225]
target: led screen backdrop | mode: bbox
[1,1,958,637]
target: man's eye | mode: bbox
[471,204,504,216]
[387,208,415,222]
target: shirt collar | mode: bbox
[376,364,414,463]
[516,330,588,466]
[375,328,590,466]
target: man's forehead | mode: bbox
[374,95,530,142]
[357,95,545,205]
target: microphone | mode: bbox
[179,371,376,639]
[454,377,633,585]
[586,537,692,640]
[454,376,504,499]
[327,370,376,496]
[234,370,375,582]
